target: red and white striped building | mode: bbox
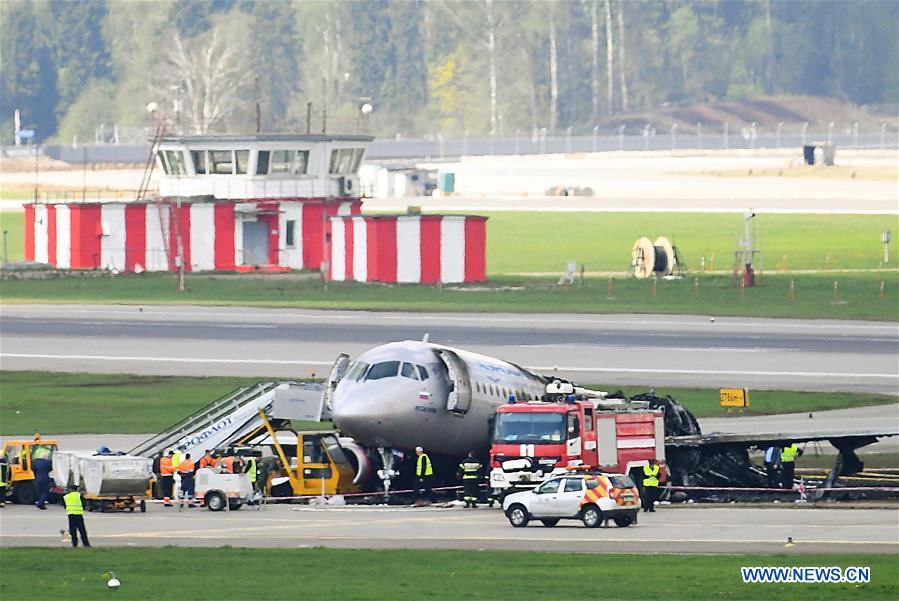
[328,215,486,284]
[23,134,488,282]
[24,198,359,272]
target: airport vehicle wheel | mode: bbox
[13,483,36,505]
[140,500,147,513]
[581,505,602,528]
[507,504,529,528]
[540,519,559,527]
[205,492,226,512]
[229,501,242,511]
[614,515,634,528]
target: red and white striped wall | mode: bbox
[24,199,360,272]
[328,215,487,284]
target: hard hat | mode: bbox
[107,572,120,589]
[415,446,423,453]
[97,446,110,454]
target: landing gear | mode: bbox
[376,447,401,501]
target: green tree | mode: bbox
[0,0,57,142]
[383,0,427,132]
[47,0,111,120]
[104,0,174,127]
[239,0,303,132]
[55,79,117,143]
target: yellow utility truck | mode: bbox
[1,438,59,504]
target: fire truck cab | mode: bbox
[489,384,665,498]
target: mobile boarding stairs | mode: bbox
[128,381,328,458]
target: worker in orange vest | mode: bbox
[199,450,216,469]
[217,455,234,473]
[159,450,176,506]
[177,453,196,510]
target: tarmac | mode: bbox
[1,502,896,554]
[2,305,897,394]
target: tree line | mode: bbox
[1,0,896,144]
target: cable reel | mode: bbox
[631,236,676,279]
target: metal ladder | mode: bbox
[128,382,282,458]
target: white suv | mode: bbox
[502,473,640,528]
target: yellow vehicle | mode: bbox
[236,411,361,497]
[1,439,59,505]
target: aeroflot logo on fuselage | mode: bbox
[476,362,524,378]
[179,417,233,449]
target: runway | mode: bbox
[1,304,897,394]
[0,503,895,554]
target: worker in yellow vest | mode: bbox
[780,443,803,489]
[159,451,176,506]
[642,459,661,513]
[244,455,257,489]
[63,487,91,548]
[456,451,483,508]
[414,446,435,505]
[0,456,8,508]
[32,444,53,510]
[172,447,187,503]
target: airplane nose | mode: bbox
[331,388,387,440]
[330,402,366,438]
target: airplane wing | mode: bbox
[666,428,899,448]
[664,428,899,490]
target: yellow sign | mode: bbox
[720,388,750,408]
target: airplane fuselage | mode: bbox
[330,341,548,457]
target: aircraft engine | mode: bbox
[337,437,373,486]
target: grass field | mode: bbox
[0,210,23,262]
[596,385,897,419]
[0,371,262,435]
[1,371,895,436]
[0,548,895,601]
[2,271,896,320]
[2,210,896,275]
[484,212,898,275]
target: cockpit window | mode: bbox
[417,365,429,380]
[345,361,369,381]
[365,361,400,380]
[401,362,419,380]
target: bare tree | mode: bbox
[157,28,246,134]
[764,0,775,93]
[485,0,499,135]
[588,0,601,124]
[548,7,558,133]
[604,0,615,115]
[436,0,503,136]
[616,0,629,112]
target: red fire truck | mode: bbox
[489,386,666,497]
